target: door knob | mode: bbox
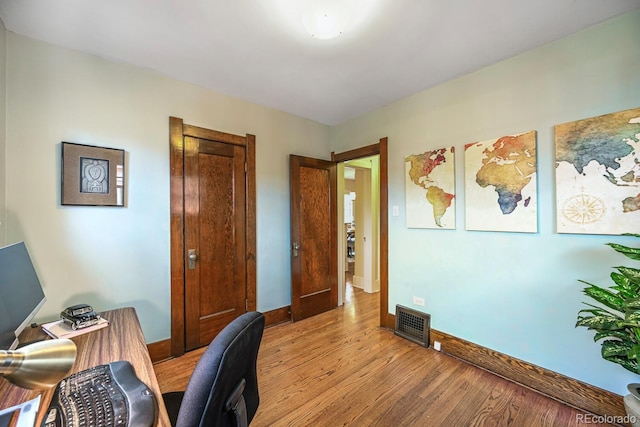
[188,249,197,269]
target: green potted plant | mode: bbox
[575,233,640,421]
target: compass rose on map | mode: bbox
[562,193,606,225]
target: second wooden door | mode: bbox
[289,155,338,321]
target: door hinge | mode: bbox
[246,299,249,311]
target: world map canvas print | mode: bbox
[555,107,640,235]
[464,131,538,233]
[405,147,455,229]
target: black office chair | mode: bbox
[163,311,265,427]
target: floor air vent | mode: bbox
[395,305,430,347]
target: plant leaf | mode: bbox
[579,301,618,311]
[616,266,640,284]
[611,271,635,287]
[602,339,632,356]
[576,234,640,375]
[581,284,624,312]
[602,353,640,374]
[610,272,639,298]
[601,340,640,373]
[576,314,625,330]
[578,303,622,319]
[626,312,640,326]
[626,298,640,311]
[593,330,631,342]
[577,310,603,320]
[629,344,640,361]
[608,242,640,261]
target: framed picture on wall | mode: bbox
[555,107,640,235]
[61,142,125,206]
[404,147,456,229]
[464,130,538,233]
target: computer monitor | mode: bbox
[0,242,47,350]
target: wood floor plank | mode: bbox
[154,285,616,426]
[465,378,520,427]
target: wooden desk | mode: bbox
[0,307,170,426]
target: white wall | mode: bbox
[4,33,330,343]
[331,10,640,395]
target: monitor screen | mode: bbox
[0,242,47,350]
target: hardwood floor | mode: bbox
[154,284,614,426]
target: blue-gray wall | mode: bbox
[332,10,640,395]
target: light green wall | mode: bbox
[331,10,640,395]
[4,33,330,343]
[0,21,7,246]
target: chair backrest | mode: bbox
[175,311,265,427]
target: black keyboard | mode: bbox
[42,360,156,427]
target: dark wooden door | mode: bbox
[289,155,337,321]
[184,136,246,350]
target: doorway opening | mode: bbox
[337,156,380,306]
[332,138,389,328]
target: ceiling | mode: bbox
[0,0,638,125]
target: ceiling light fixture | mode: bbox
[302,2,348,40]
[271,0,380,41]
